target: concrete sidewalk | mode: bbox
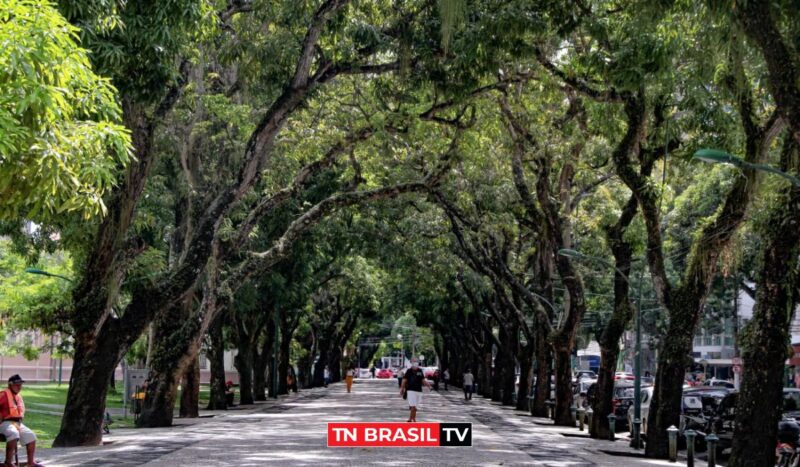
[36,379,687,466]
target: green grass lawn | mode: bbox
[16,383,214,448]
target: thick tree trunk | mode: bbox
[138,296,202,428]
[235,341,255,405]
[253,331,272,401]
[730,296,791,466]
[481,347,493,398]
[553,343,575,426]
[730,163,800,466]
[516,347,532,411]
[492,337,505,402]
[53,331,124,447]
[312,337,330,388]
[137,347,198,427]
[206,315,228,410]
[329,349,342,383]
[734,0,800,146]
[55,103,161,446]
[179,356,200,418]
[501,326,518,406]
[278,320,292,396]
[645,295,698,458]
[532,327,551,416]
[296,327,315,388]
[591,345,619,439]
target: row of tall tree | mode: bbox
[3,1,800,464]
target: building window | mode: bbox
[199,353,208,370]
[724,335,734,346]
[703,334,712,346]
[712,334,722,346]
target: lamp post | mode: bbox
[24,267,73,282]
[558,248,645,449]
[693,148,800,186]
[397,334,403,366]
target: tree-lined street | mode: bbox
[3,0,800,465]
[39,379,679,466]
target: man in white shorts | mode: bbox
[400,359,431,422]
[0,375,43,467]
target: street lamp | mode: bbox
[693,149,800,186]
[397,334,403,366]
[558,248,645,449]
[24,268,73,282]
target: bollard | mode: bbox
[631,418,642,449]
[586,407,594,429]
[685,429,696,467]
[577,407,586,431]
[706,433,718,466]
[667,425,678,462]
[607,414,616,441]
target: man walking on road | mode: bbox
[400,358,431,422]
[463,369,474,400]
[345,367,355,393]
[443,368,450,391]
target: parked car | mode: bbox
[626,386,655,436]
[614,372,635,381]
[612,382,638,429]
[376,368,393,379]
[585,380,638,430]
[358,368,372,378]
[575,370,597,381]
[423,367,437,378]
[679,387,734,452]
[700,379,735,389]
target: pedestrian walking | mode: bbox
[324,365,331,388]
[346,367,355,393]
[397,367,405,388]
[463,369,474,400]
[443,368,450,391]
[370,366,376,379]
[400,358,431,422]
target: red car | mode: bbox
[376,368,393,379]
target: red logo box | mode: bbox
[327,422,472,447]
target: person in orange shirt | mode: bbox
[0,375,43,467]
[345,367,355,393]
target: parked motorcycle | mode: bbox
[776,419,800,467]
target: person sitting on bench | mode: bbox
[0,375,43,467]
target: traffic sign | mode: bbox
[733,364,742,374]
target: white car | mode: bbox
[627,387,705,436]
[358,368,372,378]
[627,386,654,435]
